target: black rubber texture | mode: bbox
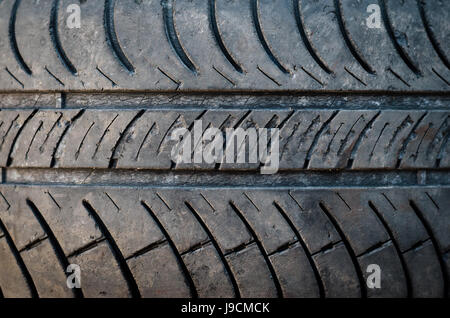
[0,0,448,91]
[0,185,448,298]
[1,108,449,171]
[0,0,448,300]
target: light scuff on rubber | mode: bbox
[0,185,448,298]
[0,0,448,91]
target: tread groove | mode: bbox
[293,0,333,74]
[184,200,241,298]
[229,200,284,298]
[140,200,198,298]
[9,0,32,75]
[25,199,83,298]
[379,0,421,75]
[335,0,376,75]
[209,0,244,74]
[6,109,38,166]
[417,0,449,70]
[109,110,145,168]
[368,200,412,297]
[0,217,39,298]
[104,0,135,74]
[318,202,366,297]
[50,0,78,75]
[252,0,290,74]
[409,199,448,297]
[273,201,325,298]
[162,0,198,75]
[82,200,141,298]
[50,109,85,168]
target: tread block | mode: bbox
[69,241,131,298]
[127,243,191,298]
[270,243,320,298]
[183,243,235,298]
[20,238,73,298]
[226,243,278,298]
[0,238,32,298]
[403,240,444,298]
[358,241,407,298]
[313,242,361,298]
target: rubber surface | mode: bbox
[0,0,448,91]
[0,0,448,299]
[0,185,448,298]
[0,108,449,171]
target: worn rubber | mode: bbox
[0,108,449,171]
[0,0,449,300]
[0,0,448,91]
[0,185,448,298]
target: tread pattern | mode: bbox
[0,185,448,298]
[1,108,449,170]
[0,0,448,91]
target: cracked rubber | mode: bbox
[0,0,448,91]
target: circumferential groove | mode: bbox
[417,0,450,70]
[209,0,244,74]
[334,0,375,75]
[162,0,198,75]
[9,0,32,75]
[104,0,135,74]
[251,0,290,74]
[293,0,333,74]
[50,0,77,75]
[379,0,421,75]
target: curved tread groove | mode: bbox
[104,0,135,74]
[162,0,198,75]
[50,0,77,75]
[9,0,32,75]
[0,218,39,298]
[293,0,333,74]
[229,200,284,298]
[209,0,244,73]
[417,0,450,70]
[334,0,376,74]
[409,200,448,297]
[25,199,84,298]
[184,201,241,298]
[368,201,412,297]
[318,202,367,298]
[108,110,145,169]
[379,0,421,75]
[273,201,325,298]
[82,200,141,298]
[251,0,290,74]
[6,110,38,167]
[141,200,199,298]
